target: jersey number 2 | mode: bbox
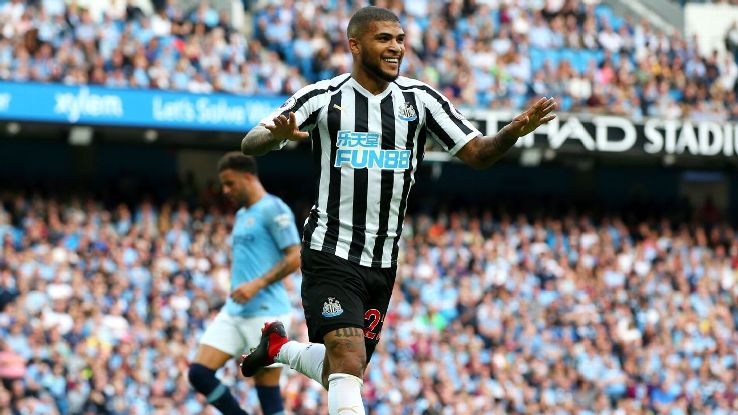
[364,309,384,341]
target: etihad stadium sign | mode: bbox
[467,110,738,157]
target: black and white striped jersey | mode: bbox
[260,73,481,268]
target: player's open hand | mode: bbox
[265,112,310,142]
[508,97,557,138]
[231,279,265,304]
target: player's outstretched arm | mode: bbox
[241,125,282,156]
[456,97,556,169]
[242,112,309,156]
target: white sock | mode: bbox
[328,373,365,415]
[275,341,326,387]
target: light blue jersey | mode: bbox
[225,194,300,317]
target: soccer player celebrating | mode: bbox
[188,153,301,415]
[240,6,556,415]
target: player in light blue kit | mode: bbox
[188,152,301,415]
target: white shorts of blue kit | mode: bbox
[200,309,293,367]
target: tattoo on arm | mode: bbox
[261,258,291,286]
[473,126,519,169]
[241,126,283,156]
[259,246,300,288]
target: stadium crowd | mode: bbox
[2,0,738,120]
[0,191,737,414]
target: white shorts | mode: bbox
[199,309,292,362]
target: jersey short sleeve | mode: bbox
[258,83,328,150]
[420,87,481,156]
[259,83,326,131]
[263,198,301,250]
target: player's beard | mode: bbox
[362,53,400,83]
[227,191,247,206]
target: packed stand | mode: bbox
[0,0,306,95]
[1,191,737,414]
[2,0,738,121]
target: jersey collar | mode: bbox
[349,77,393,100]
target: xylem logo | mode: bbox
[54,88,124,123]
[334,130,411,170]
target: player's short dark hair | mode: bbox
[217,152,258,175]
[347,6,400,39]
